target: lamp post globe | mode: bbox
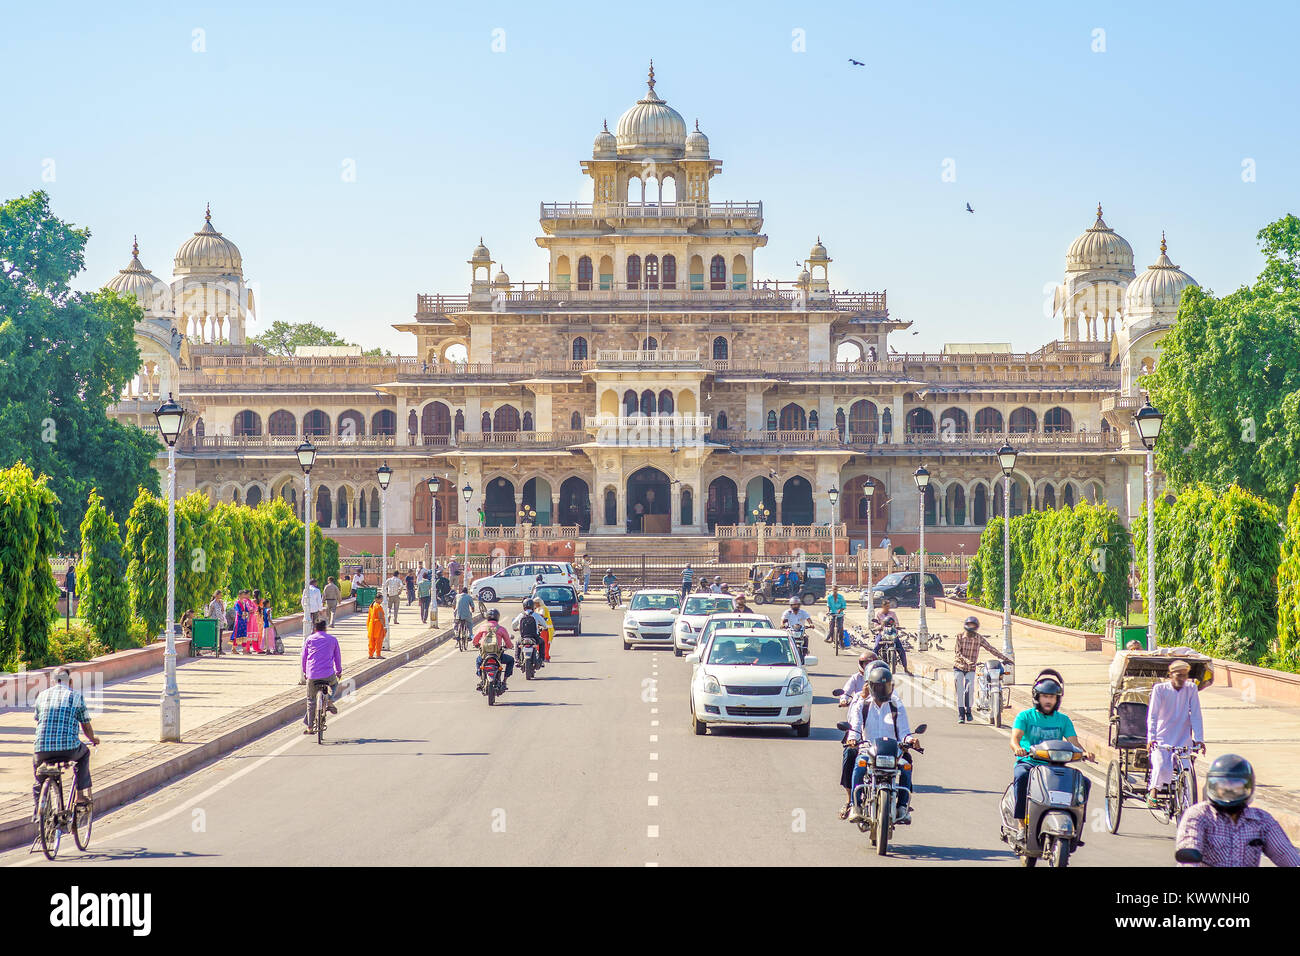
[153,393,184,447]
[1134,400,1164,451]
[997,441,1018,476]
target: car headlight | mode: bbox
[702,674,721,694]
[786,676,807,696]
[679,621,694,632]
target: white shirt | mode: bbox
[847,693,911,746]
[301,585,323,613]
[383,576,403,597]
[781,608,813,630]
[351,575,363,590]
[839,670,866,704]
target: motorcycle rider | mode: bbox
[472,608,514,689]
[953,615,1011,724]
[846,663,919,824]
[602,568,619,603]
[1175,754,1299,867]
[510,598,547,670]
[732,593,749,614]
[837,650,878,820]
[1009,671,1084,843]
[872,599,912,676]
[780,596,815,651]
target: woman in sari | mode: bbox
[246,589,265,654]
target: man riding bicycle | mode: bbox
[301,618,342,733]
[454,586,475,636]
[32,668,99,818]
[825,584,847,647]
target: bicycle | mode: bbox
[32,747,95,860]
[307,679,335,745]
[1149,744,1199,825]
[454,618,471,652]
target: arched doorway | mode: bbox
[706,476,740,531]
[681,487,693,527]
[523,477,553,525]
[422,402,451,445]
[744,477,776,523]
[627,466,670,533]
[842,475,887,535]
[560,477,591,532]
[484,477,516,527]
[781,476,814,525]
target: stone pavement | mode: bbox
[838,600,1300,828]
[0,596,448,805]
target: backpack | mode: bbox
[480,627,502,656]
[518,613,539,643]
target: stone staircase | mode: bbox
[578,535,719,564]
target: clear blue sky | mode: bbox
[3,1,1296,353]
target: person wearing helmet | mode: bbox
[835,649,879,820]
[510,598,548,669]
[846,663,919,824]
[1175,754,1299,867]
[780,596,815,643]
[1146,659,1206,807]
[872,599,912,676]
[1009,671,1081,840]
[732,592,749,614]
[472,607,514,688]
[953,615,1011,724]
[710,576,723,594]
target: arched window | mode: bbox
[570,410,582,430]
[421,402,451,440]
[493,405,520,432]
[626,254,641,290]
[233,410,262,437]
[454,409,465,435]
[779,403,806,430]
[246,485,263,508]
[316,485,332,528]
[572,336,588,361]
[371,409,396,436]
[303,410,330,437]
[766,410,778,431]
[808,409,819,430]
[640,389,655,416]
[939,407,969,434]
[577,255,593,291]
[369,489,380,526]
[642,336,658,351]
[848,400,878,439]
[645,254,659,290]
[604,488,618,526]
[1063,483,1076,508]
[709,254,726,290]
[268,410,296,436]
[336,487,350,528]
[1009,407,1038,433]
[712,336,729,361]
[906,408,935,434]
[835,408,846,439]
[194,418,205,438]
[623,389,638,416]
[1041,483,1056,510]
[522,411,534,431]
[974,407,1003,433]
[658,390,674,415]
[337,409,365,440]
[481,411,492,432]
[717,410,728,431]
[662,254,677,290]
[1044,407,1073,433]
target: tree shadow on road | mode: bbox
[883,843,1015,863]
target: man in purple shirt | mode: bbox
[301,618,343,733]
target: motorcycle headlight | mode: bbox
[875,754,897,769]
[702,674,721,694]
[786,676,807,696]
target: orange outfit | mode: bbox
[366,601,387,657]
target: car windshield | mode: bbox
[702,616,773,641]
[707,635,797,666]
[631,593,680,611]
[534,587,573,603]
[683,596,734,616]
[876,572,908,588]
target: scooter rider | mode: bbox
[781,596,814,638]
[1009,671,1083,843]
[872,599,912,676]
[846,663,919,824]
[1175,754,1299,867]
[473,609,514,689]
[837,650,878,820]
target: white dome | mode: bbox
[492,268,511,288]
[809,237,829,260]
[174,205,242,276]
[1126,234,1198,312]
[469,238,492,262]
[105,237,169,313]
[685,120,709,157]
[1066,204,1134,274]
[593,121,617,158]
[615,62,687,153]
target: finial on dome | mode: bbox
[694,119,700,131]
[648,59,655,93]
[1160,231,1167,255]
[132,235,139,258]
[205,202,211,223]
[603,119,609,132]
[1096,202,1103,219]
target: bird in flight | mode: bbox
[849,58,865,66]
[965,203,975,213]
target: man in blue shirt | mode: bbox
[1009,671,1082,839]
[681,563,694,601]
[825,584,848,648]
[32,668,99,816]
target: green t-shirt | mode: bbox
[1012,708,1077,764]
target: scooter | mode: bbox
[972,659,1012,728]
[838,721,927,856]
[999,739,1091,867]
[478,653,507,705]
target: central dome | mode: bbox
[1066,203,1134,274]
[174,204,243,276]
[615,61,687,153]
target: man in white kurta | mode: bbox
[1147,659,1206,794]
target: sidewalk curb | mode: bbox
[0,616,469,853]
[908,647,1300,845]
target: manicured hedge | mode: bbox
[77,490,131,650]
[0,462,63,668]
[1276,487,1300,669]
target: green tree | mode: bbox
[0,462,63,668]
[76,489,131,649]
[0,192,161,548]
[250,320,350,356]
[1276,486,1300,668]
[124,486,167,636]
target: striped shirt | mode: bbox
[34,684,89,753]
[954,630,1005,672]
[682,567,694,584]
[1176,803,1299,867]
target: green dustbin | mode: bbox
[356,586,377,611]
[1120,624,1152,651]
[192,616,221,657]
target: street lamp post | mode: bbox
[862,481,876,617]
[752,506,770,559]
[153,394,184,742]
[914,465,930,651]
[519,505,536,558]
[427,475,441,626]
[297,440,318,641]
[377,463,392,647]
[462,483,473,591]
[1135,400,1164,652]
[828,486,840,590]
[997,441,1019,664]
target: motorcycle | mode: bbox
[874,624,901,672]
[999,739,1091,867]
[839,721,927,856]
[517,636,543,680]
[606,584,622,609]
[478,652,507,705]
[972,659,1012,728]
[785,624,809,659]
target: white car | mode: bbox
[672,595,738,655]
[470,561,572,602]
[687,627,816,737]
[622,589,682,649]
[690,611,776,659]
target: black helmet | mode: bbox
[1032,674,1064,714]
[963,615,980,630]
[866,662,894,704]
[486,608,499,622]
[1204,754,1255,811]
[522,598,533,609]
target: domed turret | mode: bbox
[492,268,511,290]
[173,204,242,276]
[1125,233,1199,314]
[685,119,709,158]
[106,237,169,314]
[615,61,687,155]
[593,120,617,159]
[1065,203,1134,274]
[470,238,492,264]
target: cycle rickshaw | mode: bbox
[1103,647,1213,833]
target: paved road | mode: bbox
[4,604,1178,867]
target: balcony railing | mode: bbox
[415,285,887,316]
[448,524,581,542]
[720,429,843,448]
[584,414,712,446]
[178,434,399,451]
[540,200,762,221]
[594,348,700,365]
[897,430,1123,449]
[715,524,846,540]
[458,430,585,448]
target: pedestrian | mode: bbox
[366,595,387,659]
[952,615,1010,722]
[246,589,265,654]
[232,589,252,654]
[350,569,364,595]
[323,576,341,627]
[405,569,416,605]
[681,562,694,601]
[383,568,403,625]
[262,598,279,654]
[417,569,432,623]
[301,578,324,631]
[581,558,591,596]
[206,589,227,650]
[64,560,76,609]
[448,557,461,589]
[477,505,486,527]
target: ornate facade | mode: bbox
[107,65,1192,560]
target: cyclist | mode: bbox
[32,668,99,818]
[301,617,342,733]
[473,608,514,689]
[454,586,475,641]
[825,584,847,647]
[1175,754,1299,867]
[1147,659,1205,807]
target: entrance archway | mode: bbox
[560,476,591,532]
[484,477,516,527]
[706,476,740,531]
[781,476,814,525]
[744,477,776,523]
[627,466,670,533]
[523,477,553,524]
